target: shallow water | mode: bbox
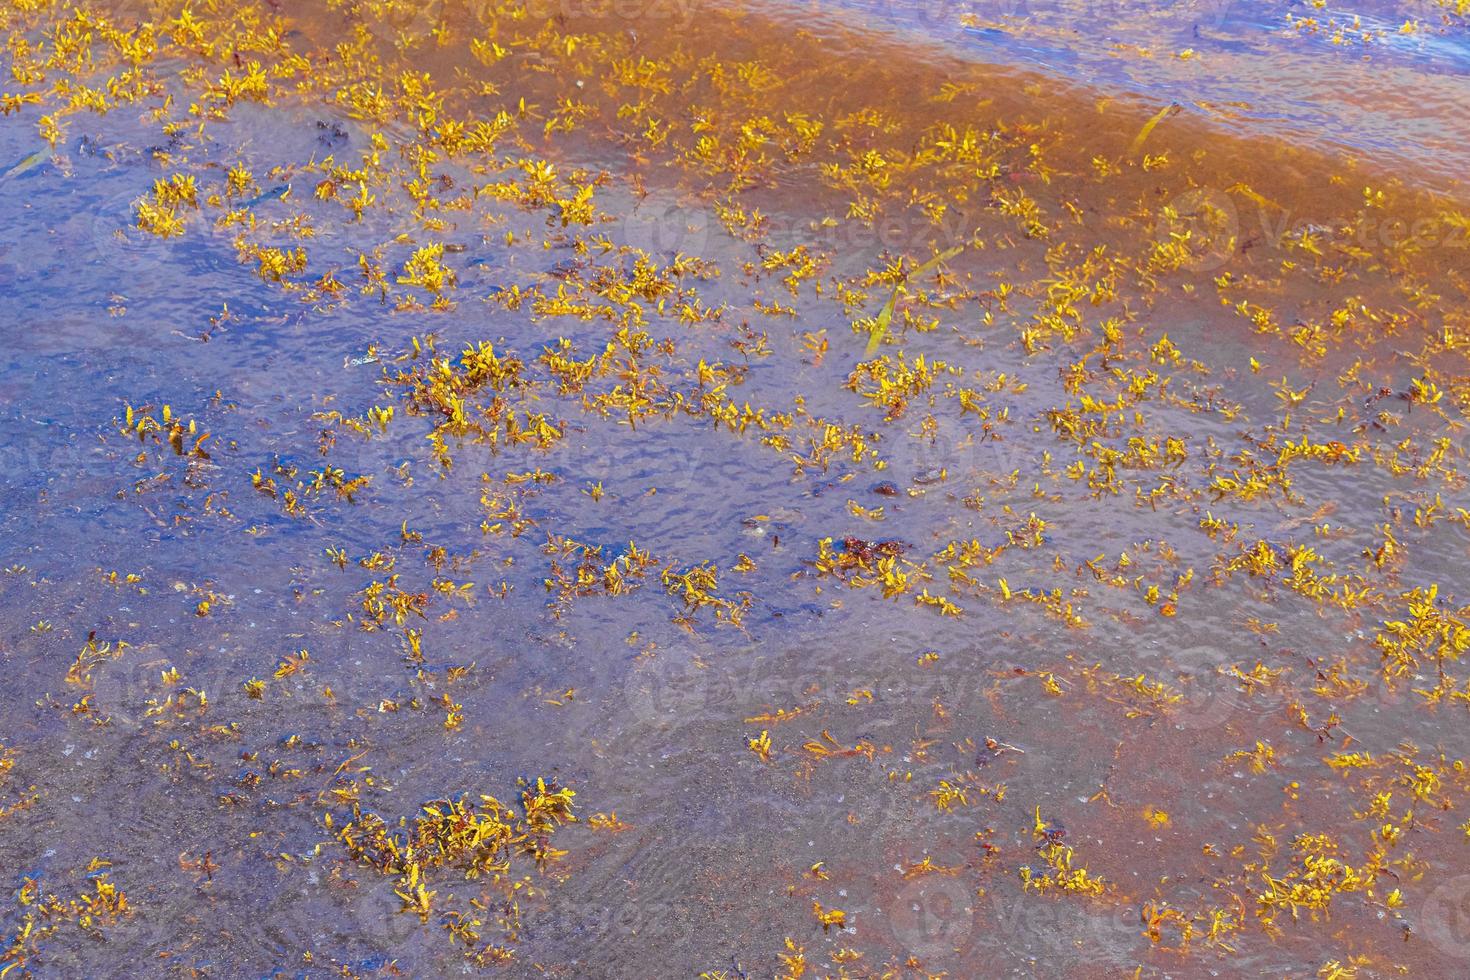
[821,0,1470,191]
[1,0,1470,977]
